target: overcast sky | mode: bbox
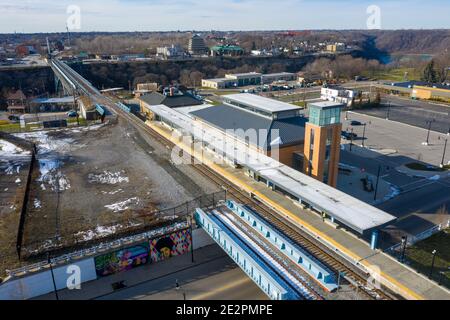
[1,0,449,33]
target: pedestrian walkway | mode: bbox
[35,245,231,300]
[149,120,450,300]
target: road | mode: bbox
[96,255,267,300]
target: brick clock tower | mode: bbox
[303,102,343,188]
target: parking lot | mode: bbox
[338,112,450,244]
[355,96,450,134]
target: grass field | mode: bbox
[364,68,422,82]
[405,229,450,289]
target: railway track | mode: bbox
[57,60,397,300]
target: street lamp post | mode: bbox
[429,250,437,279]
[47,253,59,300]
[350,128,354,152]
[362,123,367,148]
[440,138,448,168]
[401,236,408,263]
[373,165,382,201]
[386,101,391,120]
[425,120,434,146]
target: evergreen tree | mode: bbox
[422,60,438,83]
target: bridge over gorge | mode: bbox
[48,57,450,300]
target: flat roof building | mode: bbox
[202,72,296,89]
[223,93,301,119]
[261,72,296,84]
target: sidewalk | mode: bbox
[35,244,230,300]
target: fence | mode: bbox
[16,149,36,260]
[384,221,450,289]
[19,190,227,260]
[385,220,450,254]
[0,132,37,260]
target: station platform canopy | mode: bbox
[147,104,397,235]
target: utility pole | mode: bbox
[440,138,448,168]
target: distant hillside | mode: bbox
[373,30,450,54]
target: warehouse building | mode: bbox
[202,72,296,89]
[261,72,296,84]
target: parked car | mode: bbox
[350,120,363,126]
[67,111,78,118]
[341,131,358,140]
[8,115,20,122]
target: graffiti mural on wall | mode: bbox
[95,243,149,277]
[150,229,192,262]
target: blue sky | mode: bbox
[0,0,449,33]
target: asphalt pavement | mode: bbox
[355,96,450,134]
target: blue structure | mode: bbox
[116,102,139,114]
[226,200,338,292]
[371,230,379,250]
[195,207,314,300]
[95,104,106,116]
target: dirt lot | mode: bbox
[1,117,219,266]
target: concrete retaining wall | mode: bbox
[0,258,97,300]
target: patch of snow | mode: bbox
[428,175,441,181]
[15,178,21,184]
[34,198,42,209]
[0,139,30,156]
[88,171,129,185]
[74,225,121,242]
[14,131,74,154]
[101,189,123,195]
[105,197,139,212]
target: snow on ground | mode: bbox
[74,225,121,242]
[105,197,140,212]
[74,221,142,242]
[101,189,124,195]
[88,171,129,185]
[0,139,31,180]
[14,131,75,154]
[13,131,75,192]
[34,198,42,209]
[0,139,30,156]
